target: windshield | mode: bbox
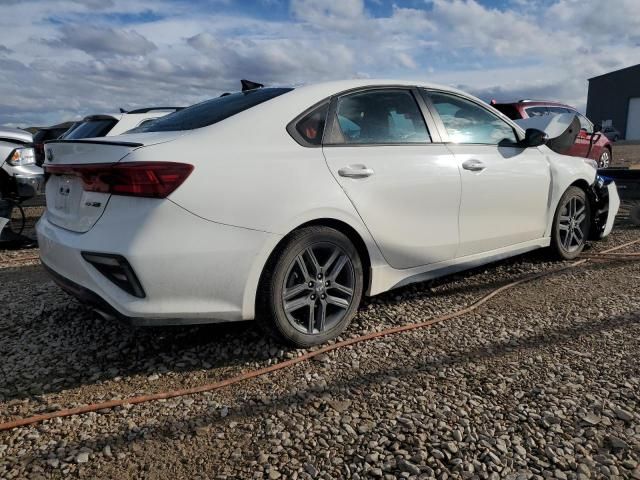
[128,88,293,133]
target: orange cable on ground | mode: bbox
[1,237,639,433]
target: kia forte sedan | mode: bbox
[37,80,619,346]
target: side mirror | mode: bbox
[593,123,602,133]
[523,128,547,147]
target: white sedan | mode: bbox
[37,80,619,346]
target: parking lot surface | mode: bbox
[1,220,640,479]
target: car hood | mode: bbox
[0,126,33,144]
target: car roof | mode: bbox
[494,100,575,110]
[291,79,473,99]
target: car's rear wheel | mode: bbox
[551,186,591,260]
[598,148,611,168]
[257,226,364,347]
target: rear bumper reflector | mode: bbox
[81,252,146,298]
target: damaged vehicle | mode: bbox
[1,127,43,241]
[37,80,619,347]
[491,100,613,168]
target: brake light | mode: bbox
[44,162,194,198]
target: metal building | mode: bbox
[587,64,640,140]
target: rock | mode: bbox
[328,399,352,413]
[365,452,380,464]
[581,413,601,425]
[514,446,527,457]
[304,462,319,478]
[614,408,634,422]
[76,452,89,464]
[369,467,383,477]
[398,459,420,475]
[606,435,629,450]
[432,449,445,460]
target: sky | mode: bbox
[1,0,639,127]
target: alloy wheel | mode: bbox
[599,150,610,168]
[281,242,355,335]
[558,196,587,253]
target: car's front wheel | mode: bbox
[551,186,591,260]
[257,226,364,347]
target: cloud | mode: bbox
[52,25,157,56]
[2,0,640,127]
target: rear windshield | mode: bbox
[491,104,522,120]
[63,119,117,139]
[128,88,293,133]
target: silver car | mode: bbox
[1,127,43,240]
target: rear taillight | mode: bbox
[44,162,193,198]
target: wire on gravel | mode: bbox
[0,237,639,432]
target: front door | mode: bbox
[424,90,551,257]
[322,88,461,269]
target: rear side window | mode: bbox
[328,89,430,145]
[130,88,293,133]
[294,103,329,145]
[63,119,117,139]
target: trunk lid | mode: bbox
[43,133,181,233]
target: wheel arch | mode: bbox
[255,218,373,305]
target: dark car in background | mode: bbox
[33,122,76,166]
[601,125,622,142]
[491,100,613,167]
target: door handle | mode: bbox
[338,165,375,179]
[462,159,486,172]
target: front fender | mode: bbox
[543,148,597,238]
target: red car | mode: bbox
[491,100,612,168]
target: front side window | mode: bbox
[330,89,430,145]
[428,92,518,145]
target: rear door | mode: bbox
[423,90,550,257]
[322,87,461,269]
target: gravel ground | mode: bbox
[1,218,639,479]
[613,142,640,168]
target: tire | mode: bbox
[598,148,611,168]
[257,226,364,347]
[551,186,591,260]
[0,195,25,240]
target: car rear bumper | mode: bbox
[36,197,281,324]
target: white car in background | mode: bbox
[37,80,619,347]
[60,107,182,140]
